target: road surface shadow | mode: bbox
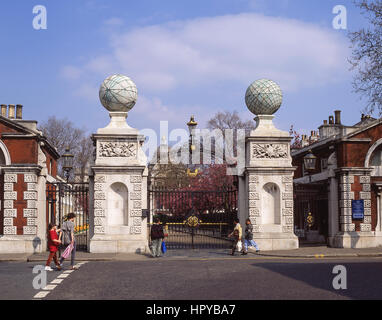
[252,260,382,300]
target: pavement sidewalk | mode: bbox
[254,245,382,258]
[0,246,381,262]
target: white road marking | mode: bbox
[43,284,57,290]
[51,278,64,284]
[33,291,50,299]
[33,261,89,300]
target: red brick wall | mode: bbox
[2,138,38,164]
[42,148,58,178]
[51,158,57,177]
[340,124,382,167]
[13,174,27,235]
[0,123,20,135]
[338,142,370,167]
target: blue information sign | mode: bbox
[352,200,364,220]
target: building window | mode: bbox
[370,147,382,176]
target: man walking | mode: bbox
[150,217,164,258]
[242,218,260,255]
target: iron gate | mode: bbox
[46,182,89,251]
[294,183,328,242]
[148,187,238,249]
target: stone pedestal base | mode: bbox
[329,232,382,248]
[253,233,299,251]
[90,235,148,254]
[0,236,44,254]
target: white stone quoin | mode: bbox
[89,74,148,253]
[238,79,298,251]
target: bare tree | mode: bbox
[206,111,255,163]
[349,0,382,115]
[39,116,93,181]
[207,111,255,134]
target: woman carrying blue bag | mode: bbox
[161,222,168,255]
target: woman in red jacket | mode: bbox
[45,223,62,271]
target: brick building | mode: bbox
[292,110,382,248]
[0,104,60,253]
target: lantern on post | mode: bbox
[303,150,317,183]
[62,147,74,182]
[187,116,198,177]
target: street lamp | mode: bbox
[303,150,317,183]
[187,116,198,177]
[62,147,74,182]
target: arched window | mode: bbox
[107,183,128,226]
[0,149,5,165]
[0,140,11,165]
[262,183,281,225]
[369,145,382,176]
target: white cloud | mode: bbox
[61,12,351,129]
[103,17,124,27]
[60,66,82,80]
[133,95,208,126]
[74,83,98,102]
[69,13,349,93]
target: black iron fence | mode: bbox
[148,187,238,249]
[294,183,328,242]
[46,182,89,251]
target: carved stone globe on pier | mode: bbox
[245,79,283,116]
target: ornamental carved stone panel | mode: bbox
[252,144,288,159]
[99,142,137,158]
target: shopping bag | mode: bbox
[61,243,73,259]
[236,241,242,252]
[161,241,167,254]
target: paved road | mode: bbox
[0,253,381,300]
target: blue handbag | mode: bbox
[161,241,167,254]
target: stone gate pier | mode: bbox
[89,74,148,253]
[238,79,299,251]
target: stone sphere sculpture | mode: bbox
[99,74,138,112]
[245,79,283,115]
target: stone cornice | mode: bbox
[91,165,146,174]
[92,134,145,142]
[245,167,296,175]
[334,167,373,175]
[0,165,42,174]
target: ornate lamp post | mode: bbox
[303,150,317,233]
[187,115,198,177]
[62,147,74,182]
[303,150,317,183]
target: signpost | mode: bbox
[352,200,364,220]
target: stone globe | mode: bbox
[245,79,283,115]
[99,74,138,112]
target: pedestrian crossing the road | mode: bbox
[33,261,88,300]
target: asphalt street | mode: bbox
[0,252,381,300]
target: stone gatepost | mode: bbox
[89,74,148,253]
[238,79,298,251]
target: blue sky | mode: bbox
[0,0,371,140]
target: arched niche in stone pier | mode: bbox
[262,183,281,225]
[107,182,128,226]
